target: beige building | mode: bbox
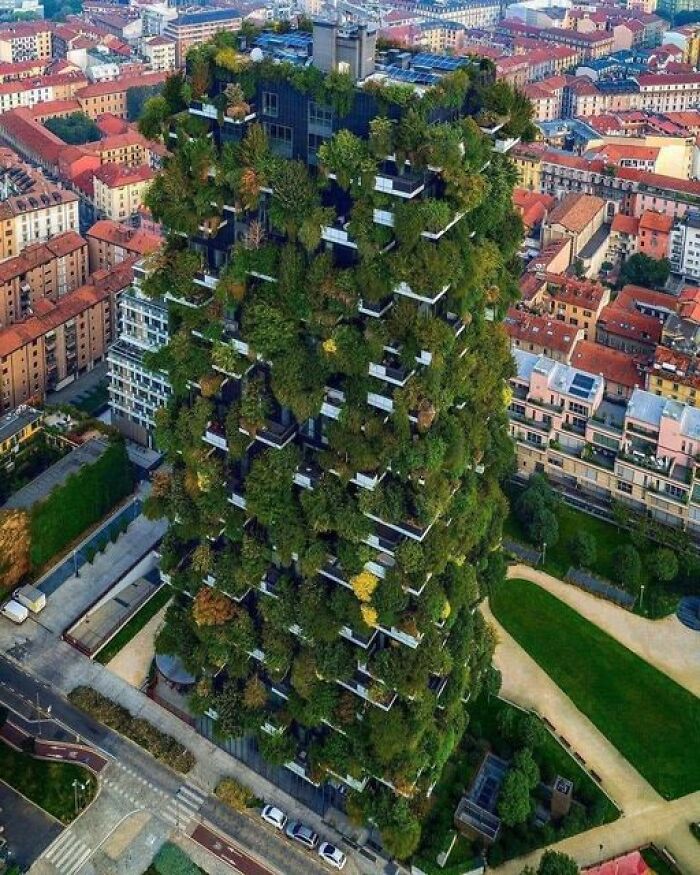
[0,264,133,412]
[93,163,155,222]
[0,23,53,62]
[86,219,161,272]
[542,193,607,259]
[0,231,88,328]
[75,71,167,120]
[142,35,176,72]
[164,8,242,66]
[0,188,80,261]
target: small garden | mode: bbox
[0,736,96,824]
[491,578,700,799]
[505,476,700,618]
[95,585,172,666]
[414,693,617,871]
[0,433,67,505]
[68,687,195,773]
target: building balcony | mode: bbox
[378,622,423,650]
[367,387,395,414]
[350,469,385,491]
[227,478,247,510]
[358,296,393,318]
[165,285,213,309]
[394,280,449,306]
[493,136,520,154]
[617,450,671,476]
[337,669,397,711]
[374,169,425,199]
[363,522,402,554]
[294,462,322,491]
[189,100,218,120]
[369,357,414,387]
[259,566,282,598]
[203,421,228,452]
[321,220,358,249]
[326,769,369,793]
[339,625,378,649]
[321,386,346,420]
[193,270,219,290]
[364,552,396,581]
[284,755,320,787]
[241,415,297,449]
[363,509,434,543]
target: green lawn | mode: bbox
[96,586,172,665]
[641,847,679,875]
[0,740,96,823]
[491,579,700,799]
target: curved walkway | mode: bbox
[507,564,700,697]
[481,601,661,816]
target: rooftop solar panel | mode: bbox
[411,52,466,71]
[385,66,440,85]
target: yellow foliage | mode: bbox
[351,570,379,602]
[361,604,378,627]
[0,509,30,590]
[322,338,338,354]
[502,384,513,408]
[215,47,249,73]
[440,599,451,620]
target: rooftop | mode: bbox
[546,192,606,234]
[505,307,580,356]
[570,340,645,391]
[0,406,42,446]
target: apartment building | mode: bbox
[536,274,611,340]
[0,187,80,261]
[142,35,176,72]
[107,264,171,446]
[635,72,700,114]
[0,405,42,469]
[0,264,133,412]
[92,163,155,223]
[669,211,700,281]
[504,307,583,361]
[394,0,501,30]
[0,22,53,63]
[596,284,675,355]
[75,71,167,119]
[86,219,161,271]
[83,131,166,169]
[163,7,243,67]
[637,210,674,259]
[0,231,88,328]
[649,346,700,408]
[508,349,700,534]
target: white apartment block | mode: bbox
[670,211,700,282]
[108,263,171,447]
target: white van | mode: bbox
[14,584,46,614]
[1,599,29,624]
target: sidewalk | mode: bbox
[507,564,700,697]
[25,639,394,875]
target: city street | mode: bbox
[0,658,342,875]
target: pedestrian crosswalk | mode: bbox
[160,782,207,829]
[42,830,92,875]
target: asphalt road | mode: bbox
[0,780,62,870]
[0,657,332,875]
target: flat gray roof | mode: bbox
[3,437,109,510]
[0,407,42,445]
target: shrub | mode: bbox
[68,687,195,773]
[152,842,202,875]
[215,776,260,811]
[613,544,642,590]
[568,530,597,568]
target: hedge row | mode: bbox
[68,687,195,773]
[29,438,134,568]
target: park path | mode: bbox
[492,789,700,875]
[106,600,170,688]
[480,601,662,816]
[507,564,700,697]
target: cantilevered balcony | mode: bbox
[321,386,346,420]
[363,522,402,554]
[395,280,449,306]
[203,419,228,452]
[363,508,435,543]
[369,354,414,388]
[337,669,397,711]
[321,219,358,249]
[340,624,378,649]
[240,409,297,449]
[294,461,322,490]
[259,565,282,598]
[358,296,393,318]
[374,166,425,199]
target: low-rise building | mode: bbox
[0,405,43,470]
[508,349,700,534]
[142,35,176,72]
[596,284,675,355]
[648,346,700,408]
[504,307,583,362]
[75,71,167,119]
[86,219,161,271]
[539,274,611,340]
[92,163,155,223]
[570,339,646,400]
[0,231,88,328]
[0,22,53,63]
[108,262,170,446]
[542,192,607,260]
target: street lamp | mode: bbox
[541,541,547,566]
[639,583,645,611]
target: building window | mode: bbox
[262,91,278,118]
[617,480,633,494]
[308,101,333,132]
[264,122,293,158]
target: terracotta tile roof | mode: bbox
[93,162,154,188]
[0,232,85,284]
[591,143,659,163]
[513,188,555,230]
[597,305,663,345]
[652,346,700,390]
[571,340,645,391]
[611,213,639,235]
[638,211,674,233]
[616,284,677,313]
[678,286,700,323]
[636,72,700,87]
[29,99,82,118]
[0,185,78,220]
[0,263,133,360]
[96,113,130,135]
[617,167,700,196]
[544,273,609,309]
[519,272,546,304]
[0,107,66,165]
[527,238,572,273]
[504,307,580,356]
[76,70,166,99]
[86,218,161,254]
[546,192,605,234]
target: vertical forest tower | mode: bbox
[145,21,527,848]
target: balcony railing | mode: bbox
[203,421,228,452]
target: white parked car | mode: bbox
[318,842,347,869]
[285,820,319,849]
[260,804,287,830]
